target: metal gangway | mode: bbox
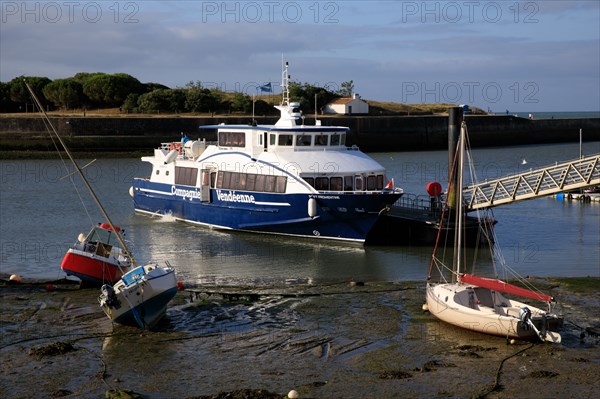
[464,153,600,210]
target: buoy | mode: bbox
[509,339,516,345]
[129,186,135,198]
[426,182,443,197]
[177,281,185,290]
[9,274,22,283]
[46,284,56,292]
[288,390,299,399]
[422,303,429,311]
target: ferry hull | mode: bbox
[132,180,402,242]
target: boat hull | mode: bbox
[132,179,402,242]
[426,283,561,341]
[61,249,126,286]
[100,265,178,329]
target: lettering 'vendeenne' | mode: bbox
[216,190,255,203]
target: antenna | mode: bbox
[281,61,290,106]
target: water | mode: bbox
[511,111,599,119]
[1,141,599,283]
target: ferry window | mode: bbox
[340,133,346,145]
[210,172,217,187]
[275,176,287,193]
[315,177,329,190]
[258,135,263,146]
[367,175,377,191]
[296,135,312,146]
[222,171,231,188]
[255,174,266,191]
[303,177,315,187]
[246,173,256,191]
[315,135,328,146]
[155,170,160,175]
[238,173,247,189]
[270,134,276,145]
[219,132,246,147]
[175,167,198,186]
[265,175,276,192]
[330,177,343,191]
[377,175,384,190]
[230,172,240,189]
[355,176,363,191]
[278,134,293,146]
[331,134,340,146]
[344,176,353,191]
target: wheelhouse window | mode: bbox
[296,135,312,146]
[219,132,246,147]
[315,134,328,146]
[278,134,293,146]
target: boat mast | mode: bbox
[24,81,138,268]
[454,122,466,277]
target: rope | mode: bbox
[472,343,535,399]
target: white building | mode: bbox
[323,93,369,115]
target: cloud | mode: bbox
[1,0,598,111]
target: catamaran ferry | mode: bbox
[131,66,403,243]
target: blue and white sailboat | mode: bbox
[131,63,403,243]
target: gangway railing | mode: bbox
[464,153,600,210]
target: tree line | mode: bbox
[0,72,354,115]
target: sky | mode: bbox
[1,0,599,112]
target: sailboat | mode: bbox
[25,82,178,329]
[61,223,132,286]
[425,121,563,343]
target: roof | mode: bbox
[328,98,355,105]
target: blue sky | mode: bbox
[1,0,599,112]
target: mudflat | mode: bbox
[1,277,598,398]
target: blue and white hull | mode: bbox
[99,264,178,329]
[133,180,401,242]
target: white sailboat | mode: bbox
[425,121,562,343]
[25,82,177,329]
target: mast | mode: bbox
[281,61,290,106]
[24,81,138,268]
[454,121,466,278]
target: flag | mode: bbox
[384,178,394,190]
[259,82,272,93]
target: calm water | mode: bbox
[1,141,598,283]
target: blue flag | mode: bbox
[259,82,272,93]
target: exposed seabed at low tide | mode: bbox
[1,277,599,399]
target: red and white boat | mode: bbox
[61,223,132,286]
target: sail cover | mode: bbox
[460,274,553,302]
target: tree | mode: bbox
[0,82,19,112]
[137,89,186,113]
[82,73,143,107]
[9,76,52,110]
[337,80,354,97]
[43,78,84,109]
[121,93,140,113]
[230,92,252,113]
[289,81,338,114]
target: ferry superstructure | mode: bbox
[131,66,403,243]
